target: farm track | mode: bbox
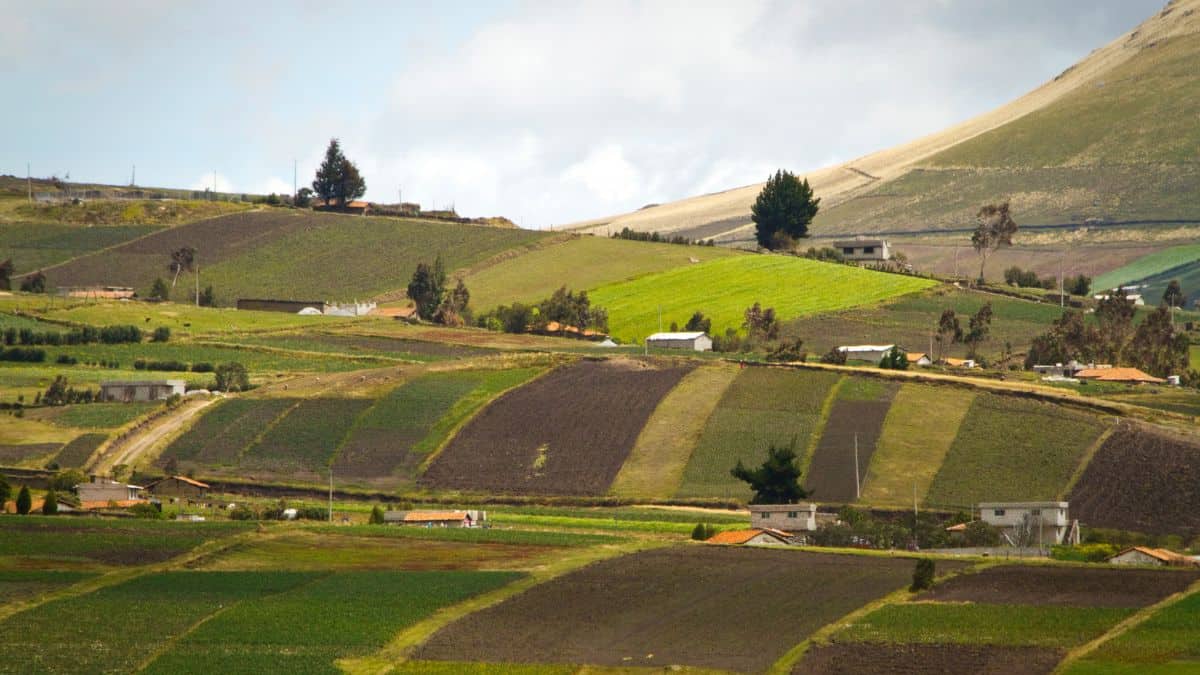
[90,397,217,474]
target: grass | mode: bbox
[861,383,975,507]
[242,398,373,473]
[0,517,252,568]
[1068,588,1200,672]
[0,570,95,604]
[142,571,523,674]
[462,235,739,311]
[305,524,618,548]
[588,255,936,343]
[610,364,740,499]
[837,602,1133,648]
[11,199,250,226]
[1093,242,1200,292]
[925,393,1107,509]
[35,401,157,429]
[36,340,388,374]
[161,398,295,465]
[0,570,315,674]
[675,367,841,500]
[0,222,162,274]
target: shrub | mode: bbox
[1,347,46,362]
[962,520,1002,547]
[41,490,59,515]
[1051,543,1118,563]
[691,523,708,540]
[50,469,86,493]
[191,362,214,373]
[16,485,32,515]
[228,505,257,521]
[99,325,143,344]
[55,354,78,365]
[297,506,327,521]
[151,326,171,342]
[214,362,250,392]
[820,346,847,365]
[910,558,935,591]
[128,502,163,519]
[369,505,385,525]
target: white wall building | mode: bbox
[748,503,818,532]
[979,501,1076,546]
[832,238,891,262]
[837,344,894,364]
[646,331,712,352]
[99,380,186,402]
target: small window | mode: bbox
[842,247,854,255]
[760,512,770,519]
[787,511,798,518]
[863,246,875,254]
[993,509,1005,516]
[1031,509,1041,516]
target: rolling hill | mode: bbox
[567,1,1200,245]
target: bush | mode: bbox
[369,505,385,525]
[228,504,257,521]
[1,347,46,362]
[55,354,78,365]
[297,506,328,521]
[50,469,86,493]
[691,523,708,540]
[41,490,58,515]
[134,359,189,372]
[910,558,935,591]
[1051,543,1118,563]
[820,346,847,365]
[214,362,250,392]
[99,325,143,344]
[961,520,1002,547]
[151,326,171,342]
[191,362,214,373]
[129,502,163,519]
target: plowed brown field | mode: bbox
[1069,422,1200,536]
[420,359,692,496]
[805,382,898,502]
[794,643,1063,675]
[920,565,1198,608]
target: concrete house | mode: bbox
[833,238,891,262]
[646,331,713,352]
[837,344,894,364]
[979,501,1077,546]
[1108,546,1200,567]
[706,529,792,546]
[75,476,145,506]
[99,380,185,402]
[146,476,211,499]
[749,503,818,532]
[906,352,932,366]
[383,510,487,528]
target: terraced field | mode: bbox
[804,378,898,502]
[589,255,937,344]
[0,222,161,274]
[1093,242,1200,292]
[241,398,374,475]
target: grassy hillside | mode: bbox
[0,223,162,274]
[462,235,738,311]
[589,255,937,343]
[40,210,546,304]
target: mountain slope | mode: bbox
[569,0,1200,241]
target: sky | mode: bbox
[0,0,1165,229]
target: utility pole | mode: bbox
[293,159,297,203]
[131,164,136,187]
[26,162,32,203]
[328,467,334,522]
[853,433,861,500]
[1059,249,1065,308]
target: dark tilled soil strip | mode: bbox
[921,564,1199,608]
[804,384,898,502]
[793,643,1064,675]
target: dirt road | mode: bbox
[89,397,218,474]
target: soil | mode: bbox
[805,384,898,502]
[416,546,961,672]
[0,443,61,464]
[921,564,1199,608]
[1069,421,1200,536]
[793,643,1064,675]
[420,359,692,495]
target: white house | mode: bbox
[832,238,891,262]
[837,344,894,364]
[748,503,818,532]
[646,331,712,352]
[99,380,186,402]
[979,501,1077,546]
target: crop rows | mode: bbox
[53,433,109,467]
[0,516,251,566]
[161,398,295,465]
[241,398,374,474]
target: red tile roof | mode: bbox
[706,529,790,545]
[403,511,468,522]
[1076,367,1165,383]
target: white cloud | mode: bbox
[189,172,233,193]
[254,177,294,196]
[561,146,642,204]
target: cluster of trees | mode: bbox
[934,303,993,360]
[0,259,47,293]
[3,324,148,346]
[610,227,716,247]
[752,170,820,250]
[213,362,250,392]
[478,286,610,336]
[0,347,46,363]
[1003,266,1090,295]
[312,138,366,207]
[1025,296,1191,378]
[407,256,472,326]
[42,375,96,405]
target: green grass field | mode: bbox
[462,235,739,311]
[1094,242,1200,293]
[589,255,937,343]
[925,394,1106,508]
[675,367,841,500]
[34,401,157,429]
[0,517,251,568]
[304,523,618,548]
[0,222,162,274]
[241,398,373,473]
[53,432,109,467]
[860,383,975,507]
[38,340,389,374]
[1068,588,1200,673]
[161,398,296,465]
[0,570,95,604]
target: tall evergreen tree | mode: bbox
[15,485,32,515]
[42,490,58,515]
[408,256,447,321]
[312,138,367,207]
[0,475,10,512]
[730,439,809,504]
[1163,279,1186,309]
[751,170,820,250]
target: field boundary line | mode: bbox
[193,339,406,365]
[413,362,560,477]
[799,375,845,478]
[1052,578,1200,674]
[339,540,662,675]
[1058,422,1118,500]
[236,399,304,463]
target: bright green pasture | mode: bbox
[464,235,739,310]
[837,602,1131,648]
[1068,588,1200,673]
[1093,242,1200,292]
[590,255,936,343]
[676,367,841,500]
[925,393,1106,508]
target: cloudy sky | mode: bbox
[0,0,1163,228]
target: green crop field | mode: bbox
[162,398,295,465]
[305,523,618,548]
[241,398,373,474]
[35,401,157,429]
[53,432,109,467]
[837,602,1131,648]
[0,222,162,274]
[1068,589,1200,673]
[37,340,388,374]
[861,383,975,507]
[0,517,251,567]
[925,394,1106,508]
[676,367,841,500]
[1093,242,1200,293]
[0,570,95,604]
[462,235,739,311]
[589,255,937,343]
[142,570,522,675]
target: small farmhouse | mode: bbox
[383,510,486,528]
[1076,367,1165,384]
[942,357,977,369]
[748,503,818,532]
[906,352,932,366]
[99,380,185,403]
[1108,546,1200,567]
[832,238,891,262]
[837,344,894,364]
[979,501,1078,546]
[706,529,791,546]
[146,475,211,499]
[76,476,145,505]
[646,331,712,352]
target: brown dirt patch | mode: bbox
[415,546,962,672]
[1069,421,1200,536]
[420,359,693,495]
[921,564,1199,608]
[805,384,898,502]
[794,643,1063,675]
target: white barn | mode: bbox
[646,331,712,352]
[99,380,186,402]
[837,344,894,364]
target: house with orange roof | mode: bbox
[906,352,932,366]
[383,509,487,528]
[705,529,792,546]
[1076,367,1165,384]
[1108,546,1200,567]
[146,475,211,499]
